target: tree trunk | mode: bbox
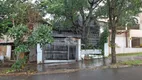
[82,25,90,47]
[111,26,116,64]
[107,0,117,64]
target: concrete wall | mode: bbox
[80,49,103,59]
[0,46,7,56]
[0,46,7,61]
[106,41,142,54]
[110,32,129,48]
[6,45,11,60]
[81,49,102,55]
[29,46,37,62]
[130,30,142,37]
[108,47,142,54]
[115,35,126,48]
[0,45,11,60]
[115,48,142,54]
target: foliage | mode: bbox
[0,0,13,37]
[14,45,29,58]
[8,24,53,70]
[28,24,54,47]
[95,0,141,28]
[0,20,11,38]
[8,24,29,46]
[11,56,28,71]
[82,44,95,49]
[1,0,53,71]
[12,2,41,25]
[98,28,109,54]
[0,0,41,36]
[8,24,29,61]
[0,0,37,38]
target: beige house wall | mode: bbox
[129,30,142,37]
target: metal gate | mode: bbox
[43,38,77,60]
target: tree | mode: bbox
[1,0,53,70]
[0,0,37,37]
[8,24,29,60]
[8,24,53,70]
[0,0,13,37]
[38,0,102,47]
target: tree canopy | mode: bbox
[95,0,142,28]
[38,0,102,46]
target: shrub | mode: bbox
[11,56,28,71]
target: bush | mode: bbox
[11,56,28,71]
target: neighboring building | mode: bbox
[106,13,142,54]
[78,15,100,48]
[88,18,100,48]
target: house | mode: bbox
[106,13,142,54]
[87,18,100,48]
[0,35,13,61]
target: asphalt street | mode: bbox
[1,66,142,80]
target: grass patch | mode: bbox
[116,52,142,56]
[119,60,142,65]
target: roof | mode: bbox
[52,31,81,38]
[0,42,13,45]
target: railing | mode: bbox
[81,49,102,55]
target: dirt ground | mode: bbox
[0,61,37,75]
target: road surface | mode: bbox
[1,66,142,80]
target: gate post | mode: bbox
[6,45,12,60]
[37,44,43,64]
[76,39,81,61]
[104,43,109,57]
